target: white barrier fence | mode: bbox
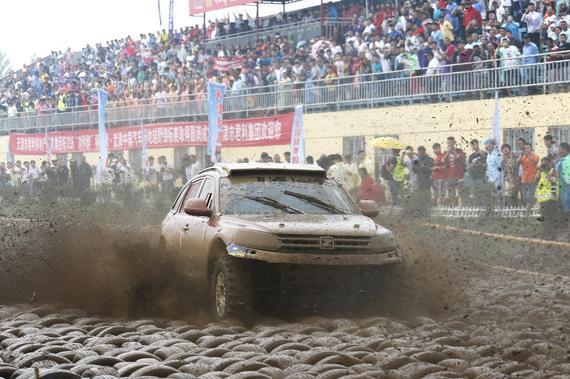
[379,206,541,218]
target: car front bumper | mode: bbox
[227,246,401,266]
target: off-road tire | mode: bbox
[210,254,253,320]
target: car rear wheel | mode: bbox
[210,255,253,319]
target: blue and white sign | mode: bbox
[207,82,225,161]
[290,104,305,164]
[97,89,109,182]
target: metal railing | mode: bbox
[225,58,570,113]
[2,52,570,134]
[203,18,350,50]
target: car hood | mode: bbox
[219,214,384,236]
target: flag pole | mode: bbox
[492,91,501,144]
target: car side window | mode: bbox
[171,185,188,211]
[198,178,215,209]
[178,179,204,213]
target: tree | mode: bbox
[0,50,11,78]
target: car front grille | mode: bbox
[277,234,372,254]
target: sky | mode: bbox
[0,0,323,70]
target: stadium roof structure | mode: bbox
[190,0,314,16]
[258,0,306,4]
[191,0,330,33]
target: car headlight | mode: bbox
[227,243,254,257]
[369,231,398,253]
[231,230,280,251]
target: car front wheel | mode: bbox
[210,255,253,319]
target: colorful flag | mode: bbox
[7,138,13,163]
[140,122,148,169]
[207,82,225,161]
[290,104,305,164]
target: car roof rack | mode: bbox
[197,163,326,177]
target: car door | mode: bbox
[180,176,215,281]
[161,183,192,254]
[165,178,204,259]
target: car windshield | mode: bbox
[220,175,358,215]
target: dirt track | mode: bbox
[0,218,569,378]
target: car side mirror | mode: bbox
[184,198,212,217]
[360,200,379,218]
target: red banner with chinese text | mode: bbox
[10,113,293,155]
[212,57,245,71]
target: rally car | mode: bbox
[160,163,400,319]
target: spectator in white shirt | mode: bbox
[27,160,42,196]
[425,51,442,101]
[345,30,358,45]
[560,20,570,39]
[143,156,159,200]
[426,51,441,75]
[543,7,557,28]
[491,0,508,24]
[7,102,18,118]
[521,3,543,47]
[363,20,377,41]
[334,54,345,78]
[158,155,174,196]
[500,0,512,13]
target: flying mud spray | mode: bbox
[0,206,569,378]
[1,210,464,319]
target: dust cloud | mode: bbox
[0,211,471,324]
[0,218,184,317]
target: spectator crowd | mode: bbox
[2,0,570,121]
[0,152,218,206]
[318,134,570,238]
[0,134,569,238]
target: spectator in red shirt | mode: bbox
[358,168,387,207]
[463,1,483,30]
[374,5,386,31]
[432,142,447,206]
[443,136,466,206]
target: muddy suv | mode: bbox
[160,163,400,318]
